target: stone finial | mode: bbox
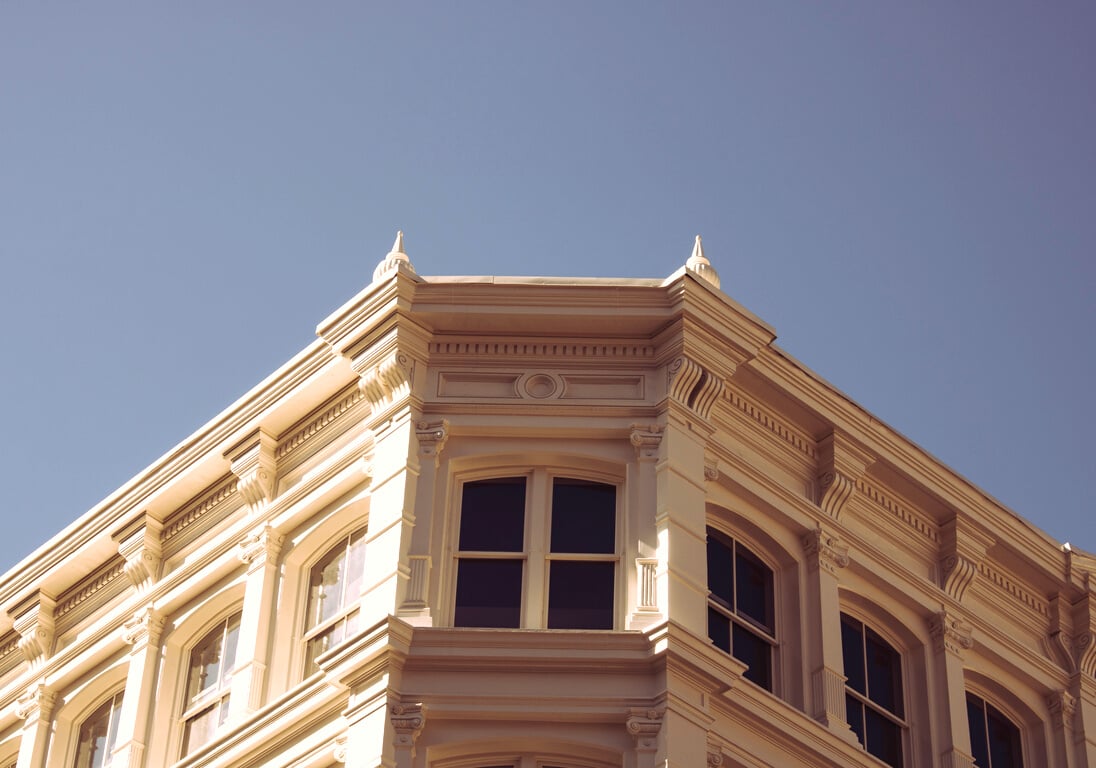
[373,230,417,282]
[685,234,720,289]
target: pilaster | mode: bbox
[628,424,663,630]
[389,700,425,768]
[801,527,856,741]
[625,707,663,768]
[395,419,448,625]
[111,606,166,768]
[229,523,285,719]
[928,609,975,768]
[14,683,55,768]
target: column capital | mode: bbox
[930,610,974,656]
[236,523,286,569]
[415,419,449,458]
[630,424,664,461]
[15,683,55,721]
[390,700,425,748]
[625,707,664,753]
[802,528,850,575]
[1048,689,1077,729]
[122,606,165,648]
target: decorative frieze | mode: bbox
[726,390,817,459]
[161,477,239,543]
[625,707,664,752]
[929,610,974,656]
[113,516,163,591]
[667,356,723,420]
[55,560,126,620]
[277,385,366,461]
[802,528,849,575]
[226,428,278,512]
[430,340,656,360]
[630,424,663,461]
[857,479,940,544]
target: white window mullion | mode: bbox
[524,470,548,628]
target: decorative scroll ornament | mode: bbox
[15,683,55,721]
[940,554,978,603]
[1077,632,1096,677]
[706,745,724,768]
[629,424,663,460]
[237,524,286,568]
[416,419,450,457]
[815,431,873,520]
[114,516,163,591]
[625,708,664,752]
[226,428,278,512]
[817,471,855,520]
[929,610,974,656]
[357,351,415,413]
[938,517,995,603]
[122,606,165,647]
[802,528,849,575]
[11,594,56,668]
[390,701,425,748]
[704,458,719,482]
[667,357,724,420]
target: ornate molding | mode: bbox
[802,529,849,575]
[811,665,848,726]
[704,458,719,482]
[667,356,723,420]
[55,560,125,619]
[1048,690,1077,729]
[977,561,1048,618]
[122,606,165,648]
[236,524,286,569]
[939,517,995,602]
[929,610,973,656]
[726,390,817,459]
[416,419,450,458]
[356,350,415,413]
[10,594,55,668]
[278,386,366,461]
[401,555,431,610]
[1077,632,1096,677]
[815,431,873,520]
[940,554,978,603]
[636,558,659,613]
[817,471,855,519]
[630,424,663,461]
[14,683,55,721]
[429,340,657,360]
[113,516,163,591]
[856,479,939,543]
[390,701,425,750]
[706,743,724,768]
[226,428,278,512]
[625,707,664,753]
[162,477,238,542]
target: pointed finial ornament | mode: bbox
[685,234,720,289]
[372,230,417,282]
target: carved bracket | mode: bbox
[113,515,164,591]
[667,357,724,420]
[416,419,450,458]
[226,428,278,512]
[390,700,425,750]
[630,424,663,461]
[14,683,55,721]
[815,431,874,519]
[9,593,56,668]
[929,610,974,656]
[625,707,664,753]
[357,350,415,414]
[1048,690,1077,729]
[939,516,995,603]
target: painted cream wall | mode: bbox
[0,235,1092,767]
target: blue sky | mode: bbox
[1,3,1093,572]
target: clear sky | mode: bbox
[1,3,1093,573]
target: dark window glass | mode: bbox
[705,528,775,692]
[732,623,772,689]
[735,546,773,632]
[968,693,1024,768]
[841,613,904,767]
[454,559,523,627]
[459,478,526,551]
[708,607,730,653]
[706,535,734,608]
[548,561,615,629]
[550,478,616,554]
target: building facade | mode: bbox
[0,234,1093,768]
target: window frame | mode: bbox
[840,611,909,768]
[180,612,242,757]
[966,691,1026,768]
[72,690,125,768]
[704,525,778,692]
[302,527,368,675]
[450,466,622,630]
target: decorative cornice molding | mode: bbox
[278,386,366,461]
[726,390,817,459]
[113,516,163,591]
[802,528,849,575]
[630,424,663,461]
[162,477,238,542]
[226,428,278,512]
[977,561,1048,617]
[429,340,657,359]
[857,478,940,543]
[416,419,450,458]
[929,610,973,656]
[625,707,664,752]
[122,606,165,648]
[55,560,126,620]
[14,683,55,721]
[667,356,723,420]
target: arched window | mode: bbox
[304,528,366,674]
[74,691,124,768]
[453,473,618,630]
[841,613,905,767]
[967,693,1023,768]
[181,614,241,756]
[705,527,775,691]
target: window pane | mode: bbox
[708,607,731,653]
[968,695,991,768]
[187,628,223,701]
[706,532,734,608]
[305,627,335,675]
[732,623,772,691]
[344,531,367,603]
[310,546,348,627]
[734,546,773,633]
[547,560,614,629]
[454,558,523,627]
[864,706,904,768]
[846,694,865,745]
[76,693,122,768]
[986,701,1024,768]
[182,703,219,755]
[459,478,526,552]
[865,626,903,717]
[841,615,866,695]
[223,617,240,682]
[550,479,615,554]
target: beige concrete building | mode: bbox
[0,234,1093,768]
